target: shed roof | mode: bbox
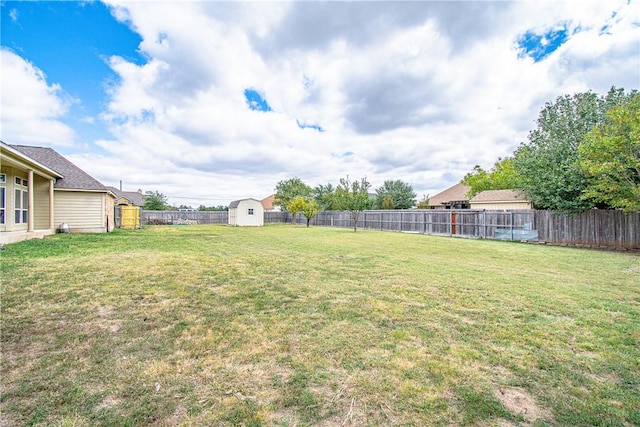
[229,198,262,209]
[11,145,107,191]
[428,183,470,206]
[470,189,529,203]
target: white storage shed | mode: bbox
[228,198,264,226]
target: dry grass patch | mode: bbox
[1,224,638,426]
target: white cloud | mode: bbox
[73,0,640,206]
[0,48,77,147]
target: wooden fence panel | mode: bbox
[534,210,639,249]
[142,210,228,225]
[138,209,637,249]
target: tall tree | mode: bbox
[143,190,169,210]
[274,177,313,215]
[335,176,371,232]
[579,93,640,212]
[462,157,520,198]
[374,180,416,209]
[314,183,339,210]
[513,87,635,212]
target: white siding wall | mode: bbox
[228,207,238,226]
[54,191,106,232]
[469,201,532,210]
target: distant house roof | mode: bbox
[106,187,146,206]
[470,189,529,203]
[11,145,107,192]
[261,194,276,210]
[428,183,471,207]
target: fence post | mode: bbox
[482,210,486,239]
[510,211,514,241]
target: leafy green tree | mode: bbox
[462,157,520,197]
[579,93,640,212]
[143,190,169,210]
[381,194,394,209]
[287,196,307,224]
[374,180,416,209]
[513,87,635,212]
[416,195,430,209]
[335,176,371,232]
[287,196,321,226]
[274,177,313,216]
[314,183,339,210]
[302,198,320,227]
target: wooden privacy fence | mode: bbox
[286,210,538,241]
[142,210,228,225]
[534,209,638,250]
[138,209,639,250]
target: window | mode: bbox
[248,208,254,215]
[14,178,28,224]
[0,173,6,183]
[0,187,5,224]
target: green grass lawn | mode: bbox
[1,224,638,426]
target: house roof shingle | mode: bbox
[261,194,276,210]
[428,183,470,206]
[106,186,146,206]
[11,145,107,191]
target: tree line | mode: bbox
[274,176,419,230]
[463,87,639,213]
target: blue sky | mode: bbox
[1,1,638,206]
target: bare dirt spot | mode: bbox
[163,404,188,426]
[95,395,121,413]
[97,305,114,317]
[495,387,551,424]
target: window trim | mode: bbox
[14,187,28,225]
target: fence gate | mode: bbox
[117,206,141,229]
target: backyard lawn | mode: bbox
[1,224,638,426]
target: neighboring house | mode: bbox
[469,189,532,210]
[106,186,146,206]
[229,198,264,226]
[426,183,471,209]
[261,194,280,212]
[1,142,115,244]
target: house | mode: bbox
[1,142,115,244]
[426,183,471,209]
[228,198,264,226]
[106,186,146,207]
[260,194,280,212]
[470,189,532,210]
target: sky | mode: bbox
[1,0,638,207]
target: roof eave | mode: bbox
[1,142,64,180]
